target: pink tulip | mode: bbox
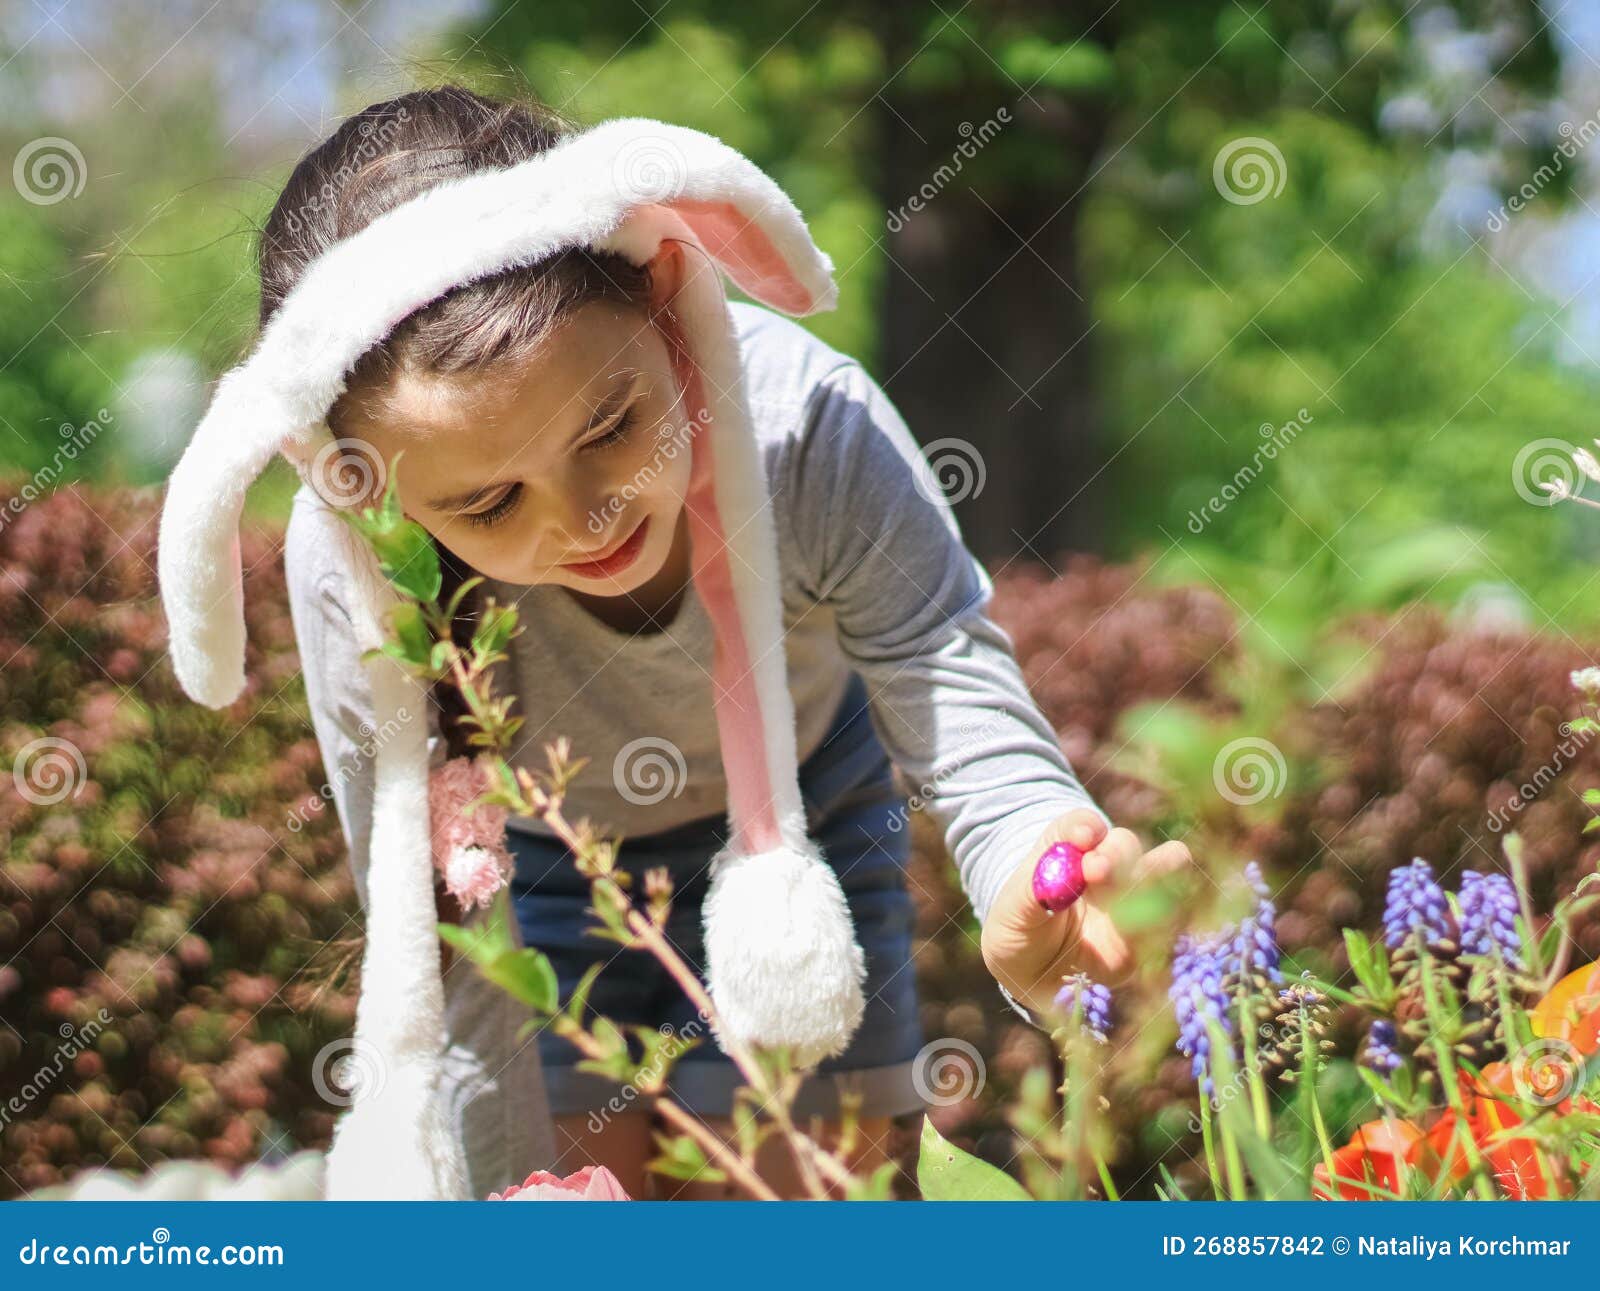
[487,1165,632,1201]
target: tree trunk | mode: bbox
[874,75,1112,571]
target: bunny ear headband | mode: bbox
[156,117,866,1200]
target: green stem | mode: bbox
[1198,1098,1223,1201]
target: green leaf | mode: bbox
[437,911,512,964]
[370,519,442,603]
[648,1133,725,1184]
[916,1117,1030,1200]
[440,920,559,1014]
[565,961,604,1025]
[444,574,485,621]
[387,602,434,669]
[482,948,559,1014]
[472,600,518,659]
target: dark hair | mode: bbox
[258,84,660,765]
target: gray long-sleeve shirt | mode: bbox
[282,302,1108,1172]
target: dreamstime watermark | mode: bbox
[0,411,112,532]
[286,708,412,832]
[1521,437,1590,507]
[1213,737,1288,806]
[1,1010,113,1126]
[1488,719,1595,833]
[18,1228,284,1267]
[1184,1010,1298,1132]
[584,408,705,535]
[278,106,411,235]
[911,1037,986,1106]
[13,736,88,806]
[1508,1036,1585,1107]
[311,1036,388,1108]
[13,136,87,205]
[886,108,1013,232]
[1213,137,1288,205]
[584,1014,710,1134]
[1185,408,1313,534]
[307,436,387,510]
[611,134,690,205]
[914,437,987,507]
[613,736,688,806]
[886,708,1010,834]
[1486,109,1600,232]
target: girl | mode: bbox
[163,84,1188,1200]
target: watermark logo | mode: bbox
[887,108,1012,232]
[1213,137,1287,206]
[584,408,703,535]
[1488,720,1596,832]
[13,736,87,806]
[2,1009,113,1126]
[1213,737,1287,806]
[14,137,87,205]
[312,1036,388,1108]
[613,736,687,805]
[916,437,987,507]
[1486,111,1600,232]
[1516,437,1585,506]
[308,437,386,509]
[612,135,690,205]
[0,411,113,533]
[287,708,412,831]
[1509,1036,1584,1107]
[911,1037,986,1106]
[1186,409,1313,534]
[279,105,410,236]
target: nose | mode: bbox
[528,470,620,564]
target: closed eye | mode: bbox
[461,482,524,529]
[580,404,639,453]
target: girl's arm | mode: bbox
[282,486,555,1194]
[783,361,1175,1021]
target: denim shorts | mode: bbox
[507,669,926,1120]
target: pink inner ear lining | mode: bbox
[668,198,815,315]
[665,336,784,858]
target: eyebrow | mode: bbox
[423,369,642,512]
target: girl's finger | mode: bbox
[1132,839,1193,882]
[1052,808,1110,853]
[1082,827,1143,886]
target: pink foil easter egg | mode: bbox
[1032,841,1087,912]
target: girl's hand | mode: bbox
[980,808,1191,1016]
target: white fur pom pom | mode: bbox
[701,838,866,1068]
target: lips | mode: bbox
[561,515,649,577]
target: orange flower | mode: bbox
[1312,1119,1425,1199]
[1475,1058,1599,1119]
[1420,1072,1571,1200]
[1531,962,1600,1056]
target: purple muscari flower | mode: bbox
[1381,858,1451,949]
[1457,870,1522,967]
[1232,860,1283,983]
[1053,973,1113,1042]
[1363,1019,1402,1075]
[1170,931,1235,1093]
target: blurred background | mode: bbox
[3,0,1600,1198]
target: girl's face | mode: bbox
[335,298,695,596]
